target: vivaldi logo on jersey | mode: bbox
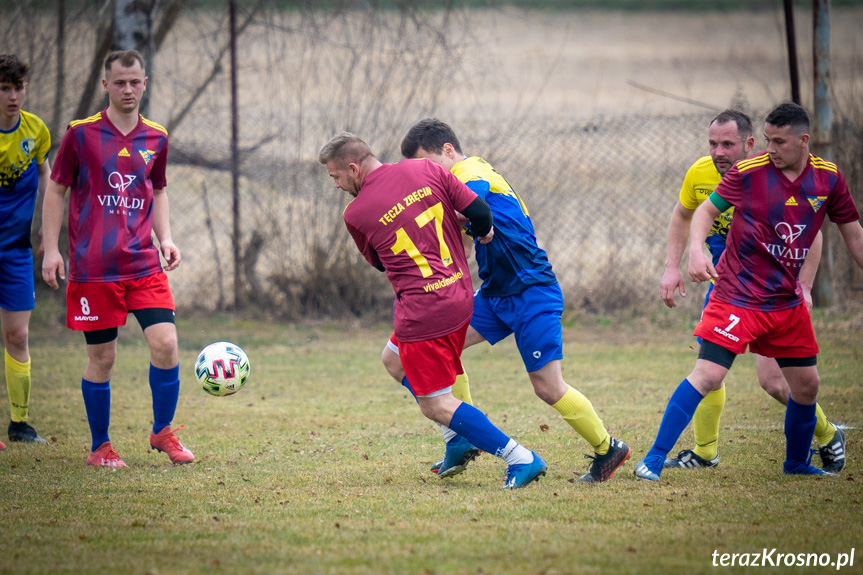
[98,171,144,214]
[762,221,809,267]
[775,222,805,244]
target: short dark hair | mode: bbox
[0,54,29,86]
[765,102,810,134]
[318,132,374,165]
[710,109,753,140]
[104,50,146,76]
[401,118,463,158]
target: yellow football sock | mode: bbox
[692,386,725,461]
[552,386,610,454]
[5,349,31,423]
[452,372,472,405]
[813,403,834,446]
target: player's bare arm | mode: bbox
[837,220,863,271]
[798,230,823,309]
[41,179,68,289]
[152,188,181,271]
[34,158,51,258]
[661,200,695,307]
[687,199,721,283]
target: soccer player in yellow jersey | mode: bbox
[659,109,844,472]
[382,119,630,483]
[0,54,51,448]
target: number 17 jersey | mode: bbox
[344,159,478,342]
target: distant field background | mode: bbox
[3,1,863,319]
[2,4,863,574]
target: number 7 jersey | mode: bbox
[51,110,169,283]
[344,159,478,342]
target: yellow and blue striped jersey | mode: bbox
[0,110,50,250]
[451,156,556,297]
[679,155,734,265]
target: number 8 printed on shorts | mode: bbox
[80,297,91,316]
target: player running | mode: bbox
[382,119,630,483]
[636,102,863,481]
[320,131,547,489]
[659,109,844,472]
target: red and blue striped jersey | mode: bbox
[712,152,859,311]
[51,110,169,282]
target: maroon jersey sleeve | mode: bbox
[150,137,169,190]
[825,169,860,224]
[712,163,742,207]
[346,218,383,270]
[50,125,78,187]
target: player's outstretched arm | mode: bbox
[41,179,68,290]
[152,188,181,271]
[660,201,695,308]
[837,221,863,271]
[687,199,721,283]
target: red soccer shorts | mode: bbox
[694,298,818,358]
[66,273,175,331]
[397,322,468,397]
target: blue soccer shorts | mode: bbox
[0,248,36,312]
[470,283,564,373]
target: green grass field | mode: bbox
[1,308,861,574]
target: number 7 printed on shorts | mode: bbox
[723,314,740,332]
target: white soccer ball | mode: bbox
[195,341,251,397]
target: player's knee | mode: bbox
[88,346,117,370]
[150,335,178,363]
[757,375,789,403]
[2,324,29,352]
[381,347,404,382]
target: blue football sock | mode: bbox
[784,398,817,469]
[645,379,704,469]
[401,376,418,403]
[150,363,180,435]
[82,378,111,452]
[447,402,511,457]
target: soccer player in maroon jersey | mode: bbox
[319,132,547,489]
[41,50,193,468]
[636,102,863,481]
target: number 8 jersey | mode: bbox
[344,158,478,342]
[51,109,169,283]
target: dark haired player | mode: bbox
[320,131,547,489]
[659,109,843,472]
[0,54,51,447]
[382,119,630,483]
[636,102,863,481]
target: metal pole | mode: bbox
[230,0,241,309]
[783,0,801,104]
[811,0,834,307]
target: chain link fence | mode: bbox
[165,110,863,320]
[4,2,862,320]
